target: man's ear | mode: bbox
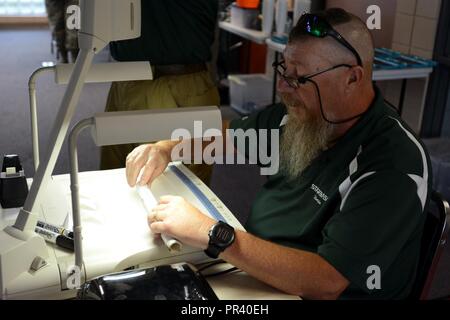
[346,66,364,88]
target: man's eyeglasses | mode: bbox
[296,13,363,67]
[272,60,353,89]
[272,60,368,124]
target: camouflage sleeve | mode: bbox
[45,0,65,40]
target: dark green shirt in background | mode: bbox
[109,0,218,65]
[230,87,432,299]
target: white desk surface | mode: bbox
[265,38,433,81]
[204,263,300,300]
[0,167,299,300]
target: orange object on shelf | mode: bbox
[239,41,267,74]
[236,0,261,9]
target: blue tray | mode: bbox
[373,47,437,70]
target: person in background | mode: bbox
[100,0,220,186]
[45,0,79,63]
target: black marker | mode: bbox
[35,226,74,252]
[37,220,73,239]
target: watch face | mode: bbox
[211,222,235,247]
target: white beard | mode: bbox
[279,109,333,180]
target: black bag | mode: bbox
[77,263,218,300]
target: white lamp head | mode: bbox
[91,106,222,147]
[78,0,141,53]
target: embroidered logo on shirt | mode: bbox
[311,184,329,205]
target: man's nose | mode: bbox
[277,77,296,93]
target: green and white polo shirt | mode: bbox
[229,86,432,299]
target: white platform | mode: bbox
[0,163,244,299]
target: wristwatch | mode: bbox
[204,221,235,259]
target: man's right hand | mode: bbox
[125,143,171,187]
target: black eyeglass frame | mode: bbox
[272,60,353,89]
[272,60,370,124]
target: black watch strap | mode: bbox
[204,244,223,259]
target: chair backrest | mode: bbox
[409,191,450,300]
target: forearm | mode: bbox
[126,120,232,186]
[147,193,348,299]
[154,140,181,160]
[220,230,349,299]
[155,119,232,162]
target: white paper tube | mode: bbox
[136,185,182,252]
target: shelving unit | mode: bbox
[219,21,268,45]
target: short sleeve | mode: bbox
[317,170,427,295]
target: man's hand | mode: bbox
[148,195,216,249]
[125,143,171,187]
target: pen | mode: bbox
[37,220,74,239]
[35,226,74,252]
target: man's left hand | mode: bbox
[148,195,216,249]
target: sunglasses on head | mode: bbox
[296,13,363,67]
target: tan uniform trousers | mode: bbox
[100,70,220,185]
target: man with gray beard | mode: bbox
[125,9,431,299]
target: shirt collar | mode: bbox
[318,85,386,162]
